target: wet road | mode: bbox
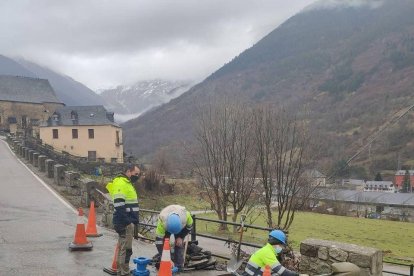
[0,139,219,276]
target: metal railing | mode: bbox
[138,209,414,275]
[383,261,413,276]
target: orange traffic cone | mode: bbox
[69,207,93,251]
[158,238,173,276]
[86,201,103,237]
[263,265,271,276]
[103,243,119,275]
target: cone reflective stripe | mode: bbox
[86,201,103,237]
[158,238,173,276]
[263,265,271,276]
[69,207,93,251]
[103,243,119,275]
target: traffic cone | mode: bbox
[158,238,173,276]
[69,207,93,251]
[85,201,103,237]
[103,243,119,275]
[263,265,271,276]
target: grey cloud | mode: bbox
[305,0,384,11]
[0,0,314,89]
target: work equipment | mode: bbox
[226,214,246,273]
[69,207,93,251]
[85,201,102,237]
[263,265,271,276]
[166,213,182,234]
[269,229,286,245]
[103,243,119,275]
[132,257,151,276]
[158,238,173,276]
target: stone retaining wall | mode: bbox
[299,239,382,276]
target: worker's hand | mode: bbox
[175,237,183,247]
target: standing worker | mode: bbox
[155,204,193,271]
[243,230,305,276]
[106,164,141,276]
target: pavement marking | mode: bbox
[1,139,77,214]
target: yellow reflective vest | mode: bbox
[106,174,139,226]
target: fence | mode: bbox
[138,209,413,276]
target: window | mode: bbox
[52,129,59,139]
[72,129,78,139]
[88,129,94,139]
[116,130,121,145]
[88,151,96,161]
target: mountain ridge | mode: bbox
[123,0,414,178]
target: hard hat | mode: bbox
[166,213,182,234]
[268,230,286,245]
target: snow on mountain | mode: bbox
[99,79,193,122]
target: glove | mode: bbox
[133,223,139,239]
[299,274,309,276]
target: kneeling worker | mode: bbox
[155,205,193,271]
[243,230,304,276]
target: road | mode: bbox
[0,138,219,276]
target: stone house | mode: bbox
[39,105,124,163]
[0,75,64,135]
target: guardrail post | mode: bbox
[410,264,413,276]
[191,214,197,242]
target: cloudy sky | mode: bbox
[0,0,315,90]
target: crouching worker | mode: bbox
[243,230,304,276]
[155,205,193,271]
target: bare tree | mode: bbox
[253,104,313,230]
[191,100,257,230]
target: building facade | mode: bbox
[394,170,414,190]
[39,105,123,163]
[0,75,64,135]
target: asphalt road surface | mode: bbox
[0,138,219,276]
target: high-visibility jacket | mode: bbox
[106,174,139,226]
[243,243,298,276]
[155,205,193,238]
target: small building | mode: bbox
[39,105,123,163]
[364,181,395,193]
[0,75,64,135]
[394,170,414,190]
[304,169,326,186]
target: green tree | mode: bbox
[402,170,411,193]
[374,172,383,181]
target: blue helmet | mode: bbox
[268,230,286,245]
[166,213,182,234]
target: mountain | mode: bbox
[16,59,105,106]
[123,0,414,177]
[99,80,192,122]
[0,55,104,106]
[0,55,36,78]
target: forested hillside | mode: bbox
[123,0,414,179]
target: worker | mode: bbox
[106,164,141,276]
[243,230,304,276]
[155,204,193,271]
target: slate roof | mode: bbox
[311,188,414,207]
[0,75,62,104]
[42,105,119,127]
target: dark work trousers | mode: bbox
[115,223,134,276]
[155,231,186,268]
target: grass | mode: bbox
[141,194,211,211]
[195,211,414,264]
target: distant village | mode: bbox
[0,75,123,163]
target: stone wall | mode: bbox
[299,239,382,276]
